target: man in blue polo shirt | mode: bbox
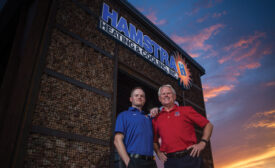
[114,87,157,168]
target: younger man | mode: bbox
[114,87,157,168]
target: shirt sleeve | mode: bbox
[185,106,209,128]
[152,118,159,143]
[114,113,126,134]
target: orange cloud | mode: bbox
[221,147,275,168]
[263,47,272,55]
[171,24,224,55]
[211,60,260,88]
[224,32,266,51]
[137,7,144,12]
[188,0,222,15]
[239,62,261,70]
[218,48,240,64]
[189,52,200,58]
[197,14,209,23]
[146,11,167,25]
[171,34,189,44]
[265,81,275,87]
[234,42,260,61]
[244,109,275,129]
[219,57,263,85]
[222,65,244,81]
[212,10,227,18]
[203,84,234,101]
[219,32,267,65]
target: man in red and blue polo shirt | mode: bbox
[153,84,213,168]
[114,87,157,168]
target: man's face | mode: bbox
[159,86,176,107]
[130,88,146,108]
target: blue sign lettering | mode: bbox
[178,62,186,76]
[160,48,169,66]
[116,16,130,37]
[100,2,183,82]
[143,35,153,54]
[129,23,143,46]
[169,56,177,72]
[102,3,118,28]
[151,40,160,59]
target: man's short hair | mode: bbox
[158,84,176,96]
[130,87,145,97]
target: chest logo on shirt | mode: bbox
[174,111,180,117]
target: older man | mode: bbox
[114,87,157,168]
[153,84,213,168]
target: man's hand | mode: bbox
[156,151,167,162]
[154,142,167,163]
[125,158,130,167]
[114,133,131,166]
[187,141,206,157]
[188,122,213,157]
[149,107,159,117]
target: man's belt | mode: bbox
[166,149,191,158]
[129,153,154,160]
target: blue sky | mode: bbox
[127,0,275,167]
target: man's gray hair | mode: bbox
[158,84,176,96]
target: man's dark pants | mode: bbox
[119,158,157,168]
[164,155,202,168]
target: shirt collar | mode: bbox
[128,107,145,114]
[160,104,178,113]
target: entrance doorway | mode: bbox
[116,70,161,116]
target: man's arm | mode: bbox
[114,133,130,166]
[201,122,214,141]
[154,142,167,162]
[187,122,214,157]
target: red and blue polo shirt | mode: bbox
[152,105,209,153]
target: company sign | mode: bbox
[99,3,192,89]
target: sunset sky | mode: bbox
[127,0,275,167]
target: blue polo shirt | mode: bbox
[115,107,154,156]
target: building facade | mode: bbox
[0,0,214,167]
